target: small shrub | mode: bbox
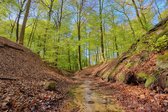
[155,35,168,51]
[145,76,156,88]
[137,72,156,88]
[44,81,57,91]
[137,72,148,81]
[157,51,168,69]
[157,51,168,62]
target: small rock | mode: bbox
[87,101,95,104]
[44,81,57,91]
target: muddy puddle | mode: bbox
[70,79,124,112]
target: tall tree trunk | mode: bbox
[16,0,26,42]
[131,0,147,31]
[77,24,82,70]
[76,0,84,70]
[88,33,91,66]
[99,0,105,61]
[68,44,71,70]
[114,36,119,57]
[43,0,54,58]
[55,0,64,67]
[27,15,39,48]
[16,10,22,42]
[18,0,31,45]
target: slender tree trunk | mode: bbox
[27,15,39,48]
[68,44,71,70]
[77,24,82,70]
[99,0,105,61]
[76,0,84,70]
[154,0,162,20]
[55,0,64,67]
[124,12,136,38]
[114,36,119,57]
[111,10,119,57]
[19,0,31,45]
[16,0,26,42]
[131,0,147,31]
[88,33,91,66]
[16,10,22,42]
[43,0,54,58]
[10,16,17,38]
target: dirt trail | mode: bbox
[69,70,168,112]
[70,76,123,112]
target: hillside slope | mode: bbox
[0,37,72,112]
[75,16,168,111]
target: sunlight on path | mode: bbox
[71,79,123,112]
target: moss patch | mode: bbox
[157,51,168,69]
[137,72,156,88]
[44,81,57,91]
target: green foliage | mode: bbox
[145,76,156,88]
[157,51,168,69]
[155,35,168,51]
[157,51,168,62]
[137,72,148,81]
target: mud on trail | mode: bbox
[70,75,123,112]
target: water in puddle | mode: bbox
[71,80,123,112]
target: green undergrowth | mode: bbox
[157,51,168,69]
[157,51,168,62]
[137,72,156,88]
[155,35,168,51]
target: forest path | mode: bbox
[69,75,123,112]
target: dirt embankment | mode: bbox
[0,37,73,112]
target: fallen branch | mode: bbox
[0,77,17,81]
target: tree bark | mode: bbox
[76,0,84,70]
[99,0,105,61]
[18,0,31,45]
[43,0,54,58]
[131,0,147,31]
[27,15,39,48]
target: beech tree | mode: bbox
[18,0,31,45]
